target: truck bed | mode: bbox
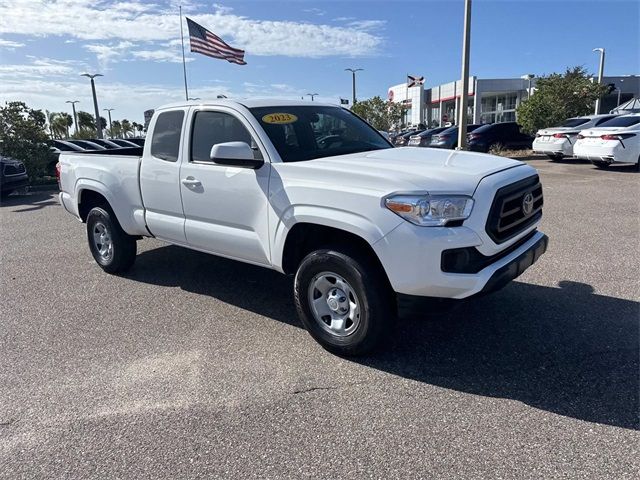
[58,151,149,236]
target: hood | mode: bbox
[275,147,524,195]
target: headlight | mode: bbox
[384,193,474,226]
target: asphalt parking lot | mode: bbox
[1,158,638,479]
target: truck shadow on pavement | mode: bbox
[128,245,639,431]
[0,191,58,211]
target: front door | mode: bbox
[179,107,271,266]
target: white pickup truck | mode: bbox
[58,100,547,355]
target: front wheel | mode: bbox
[86,206,137,273]
[294,248,395,356]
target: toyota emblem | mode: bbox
[522,193,534,216]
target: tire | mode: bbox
[547,154,563,161]
[592,160,610,170]
[0,190,14,199]
[86,206,137,273]
[294,247,395,356]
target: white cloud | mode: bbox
[304,8,325,16]
[0,0,383,58]
[84,41,135,69]
[212,3,234,15]
[131,49,192,63]
[346,20,387,31]
[0,57,87,78]
[0,38,25,49]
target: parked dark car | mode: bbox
[51,140,85,152]
[0,155,29,198]
[467,122,534,152]
[408,127,450,147]
[395,129,425,147]
[67,140,106,151]
[90,139,123,149]
[430,124,483,149]
[109,139,140,148]
[126,138,146,147]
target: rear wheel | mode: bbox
[86,206,137,273]
[294,248,395,356]
[547,154,563,161]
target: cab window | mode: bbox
[151,110,185,162]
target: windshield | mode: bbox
[596,116,640,128]
[250,106,391,162]
[560,118,589,128]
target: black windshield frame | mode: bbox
[249,105,393,162]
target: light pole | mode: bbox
[616,78,624,107]
[65,100,79,134]
[306,93,319,101]
[456,0,472,150]
[521,74,534,99]
[81,73,104,138]
[345,68,363,106]
[593,48,605,114]
[103,108,114,136]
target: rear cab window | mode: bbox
[597,116,640,128]
[151,110,185,162]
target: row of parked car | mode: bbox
[532,113,640,169]
[391,122,534,153]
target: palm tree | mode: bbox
[110,120,122,139]
[58,112,73,138]
[121,119,133,138]
[76,111,96,133]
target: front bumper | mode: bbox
[0,174,29,192]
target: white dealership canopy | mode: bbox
[610,97,640,114]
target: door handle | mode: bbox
[181,177,202,187]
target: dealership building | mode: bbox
[387,75,640,128]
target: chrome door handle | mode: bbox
[181,177,201,187]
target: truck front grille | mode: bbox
[486,175,543,244]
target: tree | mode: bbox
[0,101,50,179]
[76,111,95,133]
[109,120,122,138]
[516,66,609,135]
[351,96,405,131]
[121,119,133,138]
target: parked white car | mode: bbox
[58,100,547,355]
[533,114,618,160]
[574,113,640,169]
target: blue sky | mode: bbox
[0,0,638,122]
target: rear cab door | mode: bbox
[139,107,189,243]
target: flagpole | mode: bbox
[180,5,189,101]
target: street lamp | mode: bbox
[345,68,363,106]
[103,108,114,136]
[593,48,605,114]
[456,0,472,150]
[65,100,79,134]
[81,73,104,138]
[306,93,319,101]
[521,74,535,99]
[616,78,624,107]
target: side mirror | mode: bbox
[209,141,264,169]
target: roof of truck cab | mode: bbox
[155,98,338,111]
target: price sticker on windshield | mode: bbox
[262,113,298,124]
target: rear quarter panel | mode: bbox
[58,152,148,235]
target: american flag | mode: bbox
[186,17,246,65]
